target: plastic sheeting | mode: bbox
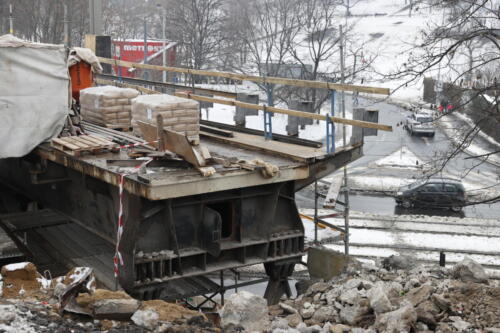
[0,35,70,158]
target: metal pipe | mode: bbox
[143,15,148,80]
[339,24,350,256]
[162,7,167,83]
[63,3,69,47]
[314,181,318,243]
[9,3,14,34]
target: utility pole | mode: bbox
[8,3,14,35]
[63,2,70,47]
[161,6,167,83]
[339,24,350,256]
[143,16,148,80]
[88,0,103,35]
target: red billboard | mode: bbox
[112,40,176,78]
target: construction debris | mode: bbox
[266,256,499,333]
[0,262,216,332]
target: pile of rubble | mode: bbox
[220,256,500,333]
[1,256,499,333]
[0,262,216,332]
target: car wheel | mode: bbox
[451,205,462,212]
[402,199,412,209]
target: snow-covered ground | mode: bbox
[300,208,500,274]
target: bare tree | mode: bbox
[287,0,340,113]
[166,0,226,72]
[237,0,302,103]
[1,0,89,46]
[391,0,500,203]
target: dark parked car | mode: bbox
[395,178,467,211]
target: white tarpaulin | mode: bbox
[0,34,69,158]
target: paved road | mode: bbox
[298,96,500,219]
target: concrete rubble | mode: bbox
[264,256,499,333]
[0,257,499,332]
[0,262,216,332]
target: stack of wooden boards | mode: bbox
[132,94,200,142]
[51,135,115,157]
[80,86,140,129]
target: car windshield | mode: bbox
[403,180,425,190]
[417,117,433,123]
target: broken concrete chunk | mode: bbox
[339,288,363,305]
[452,257,489,283]
[405,284,434,306]
[286,312,303,328]
[131,309,159,330]
[307,281,330,294]
[219,291,269,332]
[330,324,351,333]
[382,255,416,271]
[307,246,348,280]
[300,306,315,319]
[431,294,451,311]
[279,302,298,314]
[374,302,417,333]
[415,300,440,327]
[311,306,336,323]
[367,284,392,314]
[93,298,140,321]
[0,304,16,323]
[339,302,371,325]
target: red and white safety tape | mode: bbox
[113,158,153,278]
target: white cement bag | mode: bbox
[0,34,70,158]
[131,94,199,139]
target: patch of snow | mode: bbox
[454,112,500,148]
[3,262,30,271]
[68,267,92,283]
[36,277,51,289]
[373,146,424,168]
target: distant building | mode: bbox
[112,39,177,80]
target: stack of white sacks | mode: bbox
[80,86,140,129]
[131,94,200,141]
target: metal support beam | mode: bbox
[264,84,274,140]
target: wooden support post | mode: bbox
[156,114,165,152]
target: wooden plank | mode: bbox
[200,125,234,138]
[137,121,208,167]
[77,135,109,147]
[201,131,323,162]
[51,138,80,151]
[63,137,93,149]
[323,175,344,209]
[95,78,160,95]
[97,74,237,99]
[87,135,114,145]
[98,57,390,95]
[72,136,102,147]
[176,92,393,132]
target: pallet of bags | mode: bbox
[80,86,140,129]
[131,94,200,142]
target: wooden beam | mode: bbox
[175,92,393,132]
[97,57,390,95]
[97,74,237,99]
[95,79,392,132]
